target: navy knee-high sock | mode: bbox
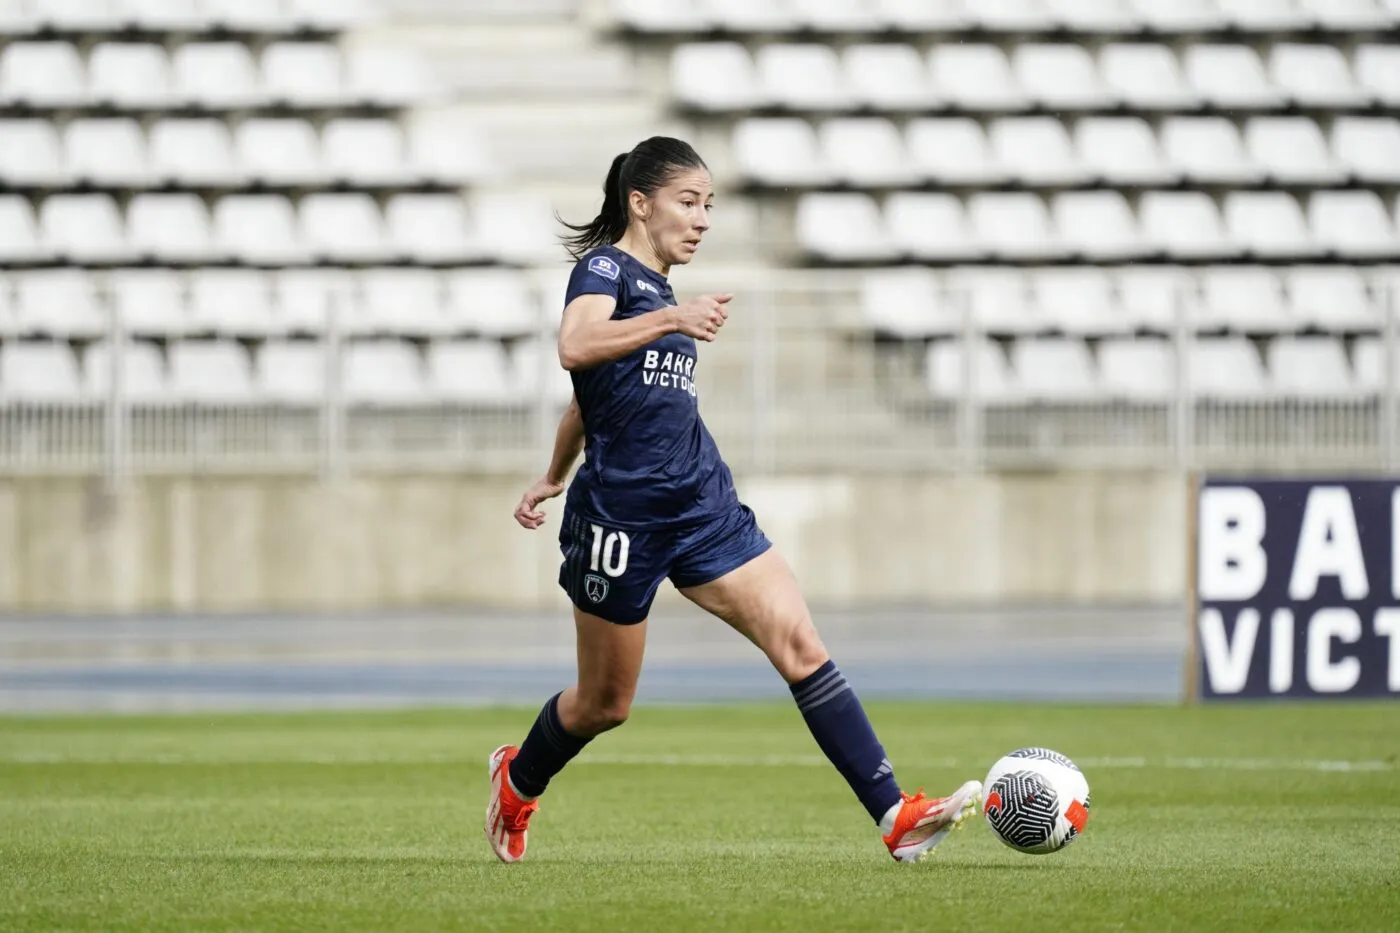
[508,692,591,799]
[791,660,903,825]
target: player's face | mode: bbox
[645,168,713,266]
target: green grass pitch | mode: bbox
[2,701,1397,932]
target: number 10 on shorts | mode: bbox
[589,524,630,577]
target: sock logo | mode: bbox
[872,758,893,780]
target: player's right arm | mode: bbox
[557,293,733,372]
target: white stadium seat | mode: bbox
[444,270,539,338]
[991,118,1090,186]
[355,269,447,336]
[36,0,122,30]
[14,270,105,337]
[1118,266,1192,331]
[0,342,84,404]
[1188,338,1270,399]
[0,196,45,263]
[1298,0,1392,29]
[148,119,243,187]
[1355,45,1400,107]
[820,118,917,187]
[1099,44,1196,109]
[957,269,1039,334]
[795,193,892,262]
[1046,0,1144,30]
[287,0,386,31]
[89,43,174,109]
[1268,337,1357,399]
[1160,117,1262,184]
[702,0,801,32]
[859,268,952,339]
[925,339,1018,404]
[1244,117,1346,185]
[1308,191,1399,259]
[1074,118,1179,186]
[385,194,480,265]
[1011,44,1112,110]
[1139,192,1236,260]
[1223,192,1319,259]
[1053,191,1145,261]
[0,3,39,33]
[274,269,354,333]
[470,191,556,265]
[214,195,308,265]
[205,0,293,32]
[671,43,760,111]
[969,193,1066,261]
[300,193,393,263]
[236,119,323,186]
[40,194,133,264]
[1268,44,1365,108]
[1030,268,1124,335]
[885,192,981,262]
[875,0,971,30]
[84,340,168,404]
[930,44,1026,111]
[168,341,256,405]
[0,42,87,107]
[257,341,326,405]
[128,194,219,264]
[64,119,151,187]
[0,121,67,188]
[1098,339,1175,402]
[1128,0,1222,31]
[1353,337,1400,395]
[109,269,190,337]
[612,0,714,32]
[1011,338,1100,403]
[322,119,411,187]
[262,42,348,109]
[172,43,264,109]
[843,44,935,111]
[405,119,494,186]
[426,340,515,406]
[907,119,1007,185]
[189,270,276,336]
[115,0,209,31]
[510,338,574,404]
[757,44,850,111]
[1287,267,1377,331]
[969,0,1054,30]
[791,0,884,31]
[732,119,830,187]
[1216,0,1310,31]
[1198,267,1291,332]
[1182,45,1284,110]
[345,46,436,108]
[1332,118,1400,183]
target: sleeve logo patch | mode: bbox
[587,256,620,280]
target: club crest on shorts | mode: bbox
[584,573,610,603]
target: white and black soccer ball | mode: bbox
[982,747,1091,855]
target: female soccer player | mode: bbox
[484,137,981,864]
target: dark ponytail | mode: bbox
[558,136,707,260]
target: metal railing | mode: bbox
[0,266,1396,477]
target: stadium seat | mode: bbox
[205,0,293,32]
[885,193,982,262]
[273,269,354,334]
[172,43,264,109]
[109,269,190,337]
[168,341,256,405]
[1268,336,1357,399]
[0,196,45,263]
[1074,118,1180,186]
[323,119,411,187]
[149,119,244,187]
[790,0,884,31]
[907,119,1007,185]
[40,194,133,264]
[732,119,831,187]
[670,43,760,111]
[1355,45,1400,107]
[956,269,1041,335]
[188,270,276,336]
[1223,192,1319,260]
[1011,44,1112,110]
[970,193,1066,261]
[510,338,574,404]
[0,2,38,33]
[444,270,539,338]
[0,121,67,187]
[236,119,323,186]
[355,269,447,336]
[1286,266,1378,331]
[404,118,492,186]
[287,0,386,31]
[262,42,348,109]
[930,44,1026,111]
[89,43,175,109]
[1244,117,1346,185]
[385,194,480,265]
[345,46,436,108]
[859,268,954,338]
[0,42,87,107]
[875,0,971,30]
[64,119,151,187]
[14,270,105,337]
[0,341,84,404]
[36,0,123,30]
[115,0,209,30]
[1046,0,1144,30]
[1030,268,1125,334]
[1308,191,1399,259]
[1139,192,1236,260]
[128,194,218,263]
[757,44,850,112]
[1268,44,1365,108]
[257,341,327,405]
[700,0,800,30]
[843,44,935,111]
[1099,44,1196,109]
[83,340,169,404]
[1160,117,1262,184]
[969,0,1054,30]
[821,118,917,187]
[470,192,557,265]
[1215,0,1310,31]
[342,340,428,406]
[1011,338,1100,402]
[925,338,1018,403]
[1353,336,1400,395]
[1182,45,1285,110]
[1188,338,1270,399]
[1128,0,1222,31]
[213,195,308,265]
[1298,0,1392,29]
[426,340,515,406]
[1117,266,1192,331]
[300,194,393,264]
[1198,267,1291,332]
[1052,191,1145,261]
[990,118,1090,186]
[795,193,892,262]
[1098,338,1176,402]
[611,0,713,32]
[1332,118,1400,183]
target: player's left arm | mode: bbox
[514,394,583,530]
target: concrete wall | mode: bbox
[0,472,1190,612]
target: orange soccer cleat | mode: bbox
[881,780,983,863]
[484,744,540,864]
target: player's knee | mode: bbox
[776,617,828,682]
[575,693,632,735]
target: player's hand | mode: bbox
[514,477,565,529]
[672,294,732,342]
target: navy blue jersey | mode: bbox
[561,245,739,530]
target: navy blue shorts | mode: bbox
[557,503,772,624]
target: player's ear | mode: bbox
[629,189,650,222]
